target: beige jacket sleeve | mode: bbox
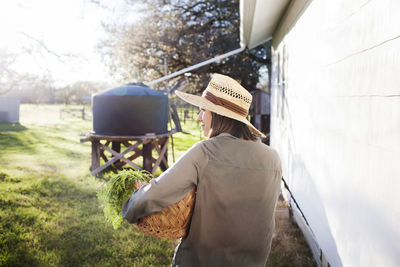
[122,141,207,224]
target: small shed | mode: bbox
[249,89,270,140]
[0,97,20,123]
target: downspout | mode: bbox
[145,45,246,87]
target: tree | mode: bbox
[0,49,55,103]
[56,81,110,105]
[0,50,20,96]
[97,0,270,93]
[3,74,55,104]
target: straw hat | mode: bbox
[175,73,265,138]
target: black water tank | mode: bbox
[92,83,168,136]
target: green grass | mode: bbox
[0,104,191,266]
[168,117,204,161]
[0,104,315,267]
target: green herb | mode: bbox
[97,169,153,229]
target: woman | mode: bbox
[122,73,282,267]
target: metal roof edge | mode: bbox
[240,0,257,48]
[272,0,314,48]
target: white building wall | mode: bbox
[0,98,20,123]
[270,0,400,266]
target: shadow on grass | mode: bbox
[0,128,41,159]
[1,176,174,266]
[0,194,40,265]
[0,126,86,162]
[0,123,28,132]
[1,176,102,266]
[266,217,317,267]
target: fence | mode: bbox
[60,107,91,120]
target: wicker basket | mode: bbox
[135,189,196,239]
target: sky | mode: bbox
[0,0,135,86]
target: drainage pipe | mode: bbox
[145,45,246,87]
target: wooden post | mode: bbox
[143,142,153,172]
[159,137,169,171]
[112,142,121,164]
[81,131,176,175]
[91,141,142,175]
[152,137,169,173]
[90,140,100,172]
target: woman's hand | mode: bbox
[135,180,148,189]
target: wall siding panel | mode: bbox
[270,0,400,266]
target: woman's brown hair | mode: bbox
[209,112,258,141]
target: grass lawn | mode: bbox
[0,104,315,266]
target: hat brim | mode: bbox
[175,91,266,138]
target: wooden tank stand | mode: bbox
[80,130,176,176]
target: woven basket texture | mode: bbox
[135,189,196,239]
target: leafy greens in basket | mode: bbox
[97,169,153,229]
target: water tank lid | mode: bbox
[95,83,166,97]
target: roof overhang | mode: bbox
[240,0,291,49]
[146,0,305,86]
[241,0,314,48]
